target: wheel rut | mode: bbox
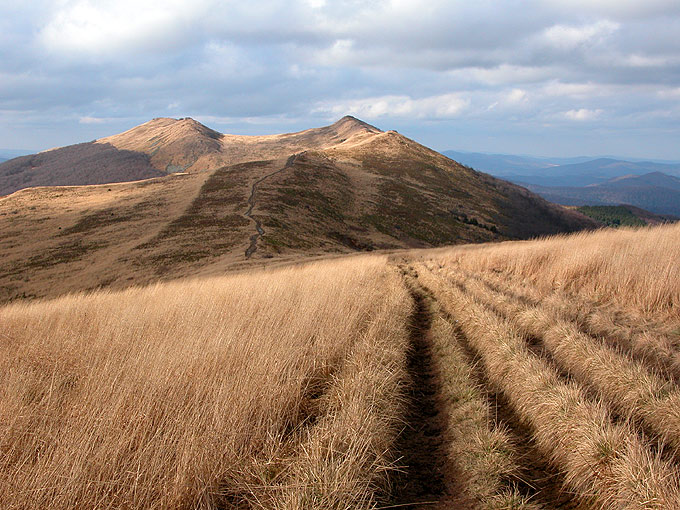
[389,270,456,509]
[430,287,591,510]
[468,270,680,384]
[399,262,591,509]
[244,154,297,258]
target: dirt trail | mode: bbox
[388,266,465,509]
[244,154,297,258]
[395,261,591,509]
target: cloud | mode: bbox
[79,116,113,124]
[563,108,604,121]
[658,87,680,98]
[541,20,619,50]
[0,0,679,158]
[314,93,470,120]
[543,81,602,98]
[506,88,528,104]
[39,0,207,55]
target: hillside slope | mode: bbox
[526,172,680,216]
[0,116,597,302]
[573,204,678,227]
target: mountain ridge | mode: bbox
[0,116,597,302]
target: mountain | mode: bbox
[524,172,680,216]
[441,150,557,176]
[573,204,678,227]
[604,171,680,191]
[509,159,680,187]
[0,143,165,196]
[0,117,384,197]
[443,150,680,187]
[0,116,597,302]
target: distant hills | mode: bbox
[524,173,680,216]
[573,205,677,227]
[0,149,33,165]
[0,116,596,302]
[443,150,680,215]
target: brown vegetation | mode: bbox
[0,117,598,304]
[402,222,680,509]
[0,149,680,510]
[0,257,411,509]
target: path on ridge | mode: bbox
[244,154,297,258]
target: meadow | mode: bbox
[2,223,679,509]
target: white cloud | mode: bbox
[462,65,554,86]
[539,0,680,19]
[542,20,619,50]
[620,53,677,68]
[40,0,209,55]
[506,88,528,104]
[79,116,112,124]
[543,81,601,98]
[314,93,470,120]
[563,108,603,121]
[657,87,680,98]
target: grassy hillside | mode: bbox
[0,142,166,196]
[576,205,647,227]
[3,223,680,508]
[0,257,411,509]
[0,117,597,304]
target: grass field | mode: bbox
[2,223,679,509]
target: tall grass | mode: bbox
[0,256,411,510]
[464,269,680,380]
[425,301,542,509]
[436,223,680,321]
[452,272,680,459]
[416,263,680,510]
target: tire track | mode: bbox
[389,266,459,509]
[407,265,593,509]
[434,300,584,509]
[451,272,680,465]
[468,270,680,383]
[244,154,297,258]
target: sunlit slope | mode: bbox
[0,116,596,303]
[0,256,411,510]
[3,224,680,509]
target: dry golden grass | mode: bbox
[415,263,680,509]
[437,223,680,321]
[424,299,542,509]
[0,256,410,510]
[464,269,680,381]
[450,273,680,457]
[4,216,679,509]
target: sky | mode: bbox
[1,0,680,159]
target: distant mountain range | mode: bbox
[0,149,33,164]
[523,173,680,216]
[443,150,680,216]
